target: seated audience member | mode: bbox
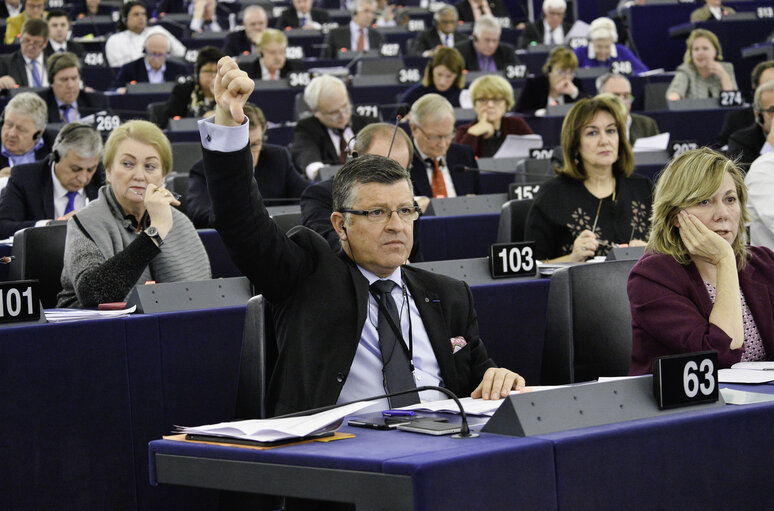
[44,10,85,59]
[0,18,49,90]
[727,81,774,171]
[322,0,384,59]
[666,29,737,101]
[189,0,221,33]
[454,74,533,157]
[690,0,735,22]
[0,93,52,179]
[574,17,648,75]
[516,46,584,115]
[38,52,108,123]
[291,74,376,179]
[4,0,44,45]
[187,103,307,228]
[222,5,267,56]
[241,29,301,80]
[596,73,659,144]
[110,33,189,91]
[746,142,774,250]
[74,0,117,18]
[104,1,186,68]
[164,46,223,120]
[300,122,419,255]
[276,0,330,30]
[718,60,774,146]
[58,120,211,308]
[0,0,22,19]
[519,0,572,48]
[410,5,462,57]
[629,148,773,374]
[199,57,525,417]
[399,47,466,109]
[455,15,518,72]
[0,122,104,238]
[455,0,509,23]
[525,96,652,261]
[409,93,479,197]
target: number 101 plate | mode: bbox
[488,242,538,279]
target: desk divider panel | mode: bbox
[426,193,508,217]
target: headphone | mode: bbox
[0,107,45,143]
[49,123,98,164]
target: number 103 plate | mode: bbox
[488,242,538,278]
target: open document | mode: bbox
[632,133,670,153]
[719,361,774,384]
[493,134,543,159]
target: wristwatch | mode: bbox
[145,226,163,247]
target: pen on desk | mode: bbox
[383,410,415,417]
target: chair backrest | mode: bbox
[294,92,313,121]
[496,198,533,243]
[270,212,303,234]
[541,259,638,385]
[164,172,189,214]
[643,82,669,112]
[147,101,169,130]
[8,224,68,309]
[356,57,405,75]
[170,141,203,174]
[514,158,555,184]
[235,295,274,419]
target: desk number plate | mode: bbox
[652,350,719,409]
[0,280,41,324]
[489,242,537,278]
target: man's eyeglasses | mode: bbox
[417,126,454,143]
[20,37,45,49]
[319,104,352,120]
[761,107,774,115]
[145,51,169,58]
[340,206,420,223]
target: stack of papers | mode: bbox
[44,306,137,323]
[719,362,774,384]
[402,388,552,416]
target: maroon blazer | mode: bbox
[627,247,774,375]
[453,115,534,158]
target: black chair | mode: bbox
[170,141,203,174]
[8,224,68,309]
[147,101,168,129]
[541,259,638,385]
[643,81,669,112]
[164,172,189,215]
[496,198,533,243]
[270,212,303,234]
[235,295,272,420]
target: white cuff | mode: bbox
[35,219,50,227]
[761,142,774,155]
[305,161,325,180]
[198,115,249,152]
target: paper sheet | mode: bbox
[718,368,774,384]
[492,134,543,159]
[44,306,137,323]
[731,361,774,371]
[720,388,774,405]
[632,133,670,152]
[401,387,556,416]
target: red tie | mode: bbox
[357,29,365,51]
[269,70,276,80]
[431,159,448,198]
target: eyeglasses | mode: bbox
[417,126,454,143]
[474,97,506,106]
[552,69,575,77]
[319,104,352,120]
[612,92,634,102]
[145,51,168,58]
[340,206,420,223]
[761,107,774,115]
[20,37,45,48]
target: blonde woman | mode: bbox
[666,28,737,101]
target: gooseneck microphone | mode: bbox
[274,385,479,439]
[387,105,409,160]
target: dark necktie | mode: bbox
[60,104,73,123]
[64,191,78,214]
[338,129,348,163]
[370,280,420,407]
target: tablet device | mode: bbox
[397,420,462,436]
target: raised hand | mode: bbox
[212,57,255,126]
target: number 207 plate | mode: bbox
[488,242,538,279]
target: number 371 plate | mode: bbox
[488,242,538,278]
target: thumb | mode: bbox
[230,100,244,125]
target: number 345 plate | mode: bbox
[488,242,538,278]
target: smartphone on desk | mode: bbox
[397,419,462,436]
[348,413,443,430]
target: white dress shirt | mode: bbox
[414,143,458,198]
[23,54,47,87]
[543,20,565,45]
[105,26,186,68]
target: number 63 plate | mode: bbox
[652,350,719,409]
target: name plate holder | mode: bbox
[126,277,252,314]
[0,280,46,328]
[482,375,725,437]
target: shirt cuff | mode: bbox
[198,115,249,152]
[305,161,325,180]
[761,142,774,155]
[35,219,50,227]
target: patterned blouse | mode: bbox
[704,281,766,362]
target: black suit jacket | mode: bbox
[37,88,109,123]
[409,142,479,197]
[291,114,376,173]
[0,51,31,87]
[109,57,189,89]
[0,158,103,238]
[517,18,573,48]
[322,26,385,59]
[409,27,463,55]
[0,129,55,169]
[44,41,86,60]
[222,30,253,56]
[718,107,755,147]
[728,123,766,172]
[187,143,308,228]
[203,142,495,415]
[454,39,518,71]
[455,0,510,22]
[241,57,303,80]
[275,7,330,29]
[515,74,585,114]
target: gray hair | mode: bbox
[754,80,774,112]
[4,92,47,132]
[589,16,617,42]
[434,4,458,22]
[304,74,347,111]
[542,0,567,12]
[143,32,170,51]
[53,122,103,160]
[595,72,630,94]
[473,14,501,37]
[332,153,414,213]
[410,93,454,128]
[351,0,376,14]
[353,122,414,166]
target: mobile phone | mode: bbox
[348,413,415,430]
[397,420,462,436]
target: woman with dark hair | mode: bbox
[516,46,584,115]
[399,47,466,109]
[628,148,774,374]
[524,96,652,261]
[164,46,224,119]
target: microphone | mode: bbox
[387,104,409,160]
[274,385,479,439]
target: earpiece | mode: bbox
[49,123,98,164]
[757,111,765,126]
